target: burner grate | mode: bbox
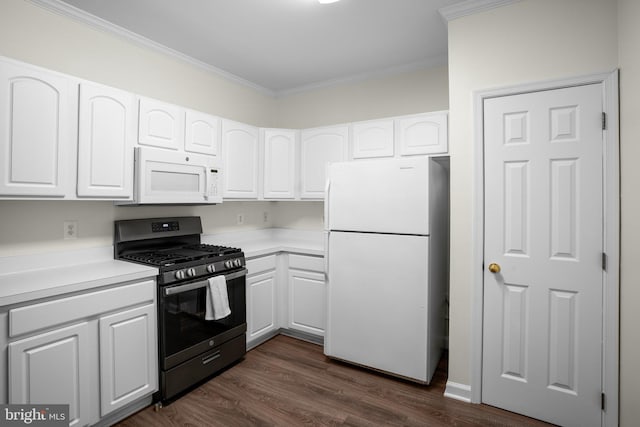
[184,244,241,256]
[121,245,241,267]
[121,252,189,266]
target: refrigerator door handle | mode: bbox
[324,177,331,231]
[324,231,329,280]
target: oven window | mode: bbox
[162,276,246,358]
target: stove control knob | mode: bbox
[206,264,216,273]
[225,260,232,268]
[174,270,186,280]
[187,268,196,277]
[234,259,242,267]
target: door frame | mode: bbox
[470,71,619,426]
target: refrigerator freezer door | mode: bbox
[325,231,430,383]
[327,157,429,235]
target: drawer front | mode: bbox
[246,255,277,275]
[289,254,324,272]
[9,280,155,337]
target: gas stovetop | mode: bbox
[114,217,246,284]
[120,244,241,267]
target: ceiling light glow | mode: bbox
[318,0,340,4]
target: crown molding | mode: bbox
[29,0,277,96]
[277,54,448,98]
[29,0,448,98]
[438,0,523,22]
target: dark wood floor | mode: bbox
[116,335,551,426]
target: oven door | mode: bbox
[160,268,246,370]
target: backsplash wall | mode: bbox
[0,200,325,257]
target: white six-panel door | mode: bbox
[482,84,603,427]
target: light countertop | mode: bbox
[202,228,324,258]
[0,228,323,307]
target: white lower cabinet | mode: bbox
[288,269,325,336]
[246,252,326,344]
[9,322,91,427]
[6,279,157,426]
[246,255,278,347]
[287,254,326,337]
[247,271,277,341]
[99,304,157,416]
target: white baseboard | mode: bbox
[444,381,472,403]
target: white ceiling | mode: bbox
[49,0,466,95]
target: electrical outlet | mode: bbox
[263,211,268,223]
[237,213,244,225]
[64,220,78,239]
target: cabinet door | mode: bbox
[351,119,394,159]
[77,82,135,198]
[300,125,349,199]
[9,322,91,427]
[263,129,297,199]
[247,270,277,341]
[288,269,326,336]
[185,109,219,156]
[99,304,157,416]
[0,60,77,197]
[222,119,259,199]
[138,97,185,150]
[396,112,448,156]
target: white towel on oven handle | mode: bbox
[205,275,231,320]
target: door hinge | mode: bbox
[601,392,606,411]
[602,252,608,272]
[602,112,607,130]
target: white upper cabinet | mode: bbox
[222,119,259,199]
[77,82,135,199]
[396,111,448,156]
[351,118,394,159]
[300,125,349,199]
[138,97,185,150]
[262,129,297,200]
[0,59,77,198]
[185,109,220,156]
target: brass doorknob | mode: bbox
[488,263,501,273]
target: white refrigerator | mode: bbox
[324,156,449,384]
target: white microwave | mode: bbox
[119,147,222,205]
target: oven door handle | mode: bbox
[164,268,247,296]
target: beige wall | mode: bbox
[446,0,635,422]
[0,200,276,257]
[274,65,449,129]
[618,0,639,424]
[0,0,279,256]
[0,0,448,256]
[0,0,275,126]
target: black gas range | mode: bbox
[114,217,247,404]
